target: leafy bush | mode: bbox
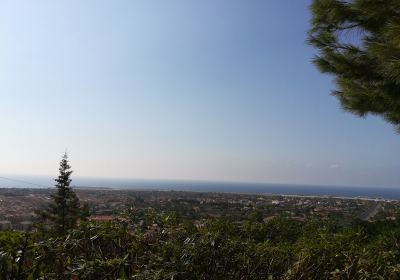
[1,209,400,279]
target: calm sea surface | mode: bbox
[1,175,399,199]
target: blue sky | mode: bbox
[1,0,399,188]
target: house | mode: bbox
[0,220,11,231]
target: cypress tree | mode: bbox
[307,0,400,133]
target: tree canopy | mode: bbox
[307,0,400,133]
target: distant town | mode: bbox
[0,187,398,232]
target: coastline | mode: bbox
[1,176,398,200]
[71,187,394,201]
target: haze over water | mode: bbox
[1,175,398,200]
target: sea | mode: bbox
[0,175,399,200]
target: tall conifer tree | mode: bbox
[307,0,400,133]
[38,151,89,236]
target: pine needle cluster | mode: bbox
[307,0,400,133]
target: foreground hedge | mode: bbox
[1,210,400,279]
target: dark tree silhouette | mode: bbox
[37,151,89,236]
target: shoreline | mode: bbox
[72,187,393,201]
[0,185,395,201]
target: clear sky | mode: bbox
[1,0,399,188]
